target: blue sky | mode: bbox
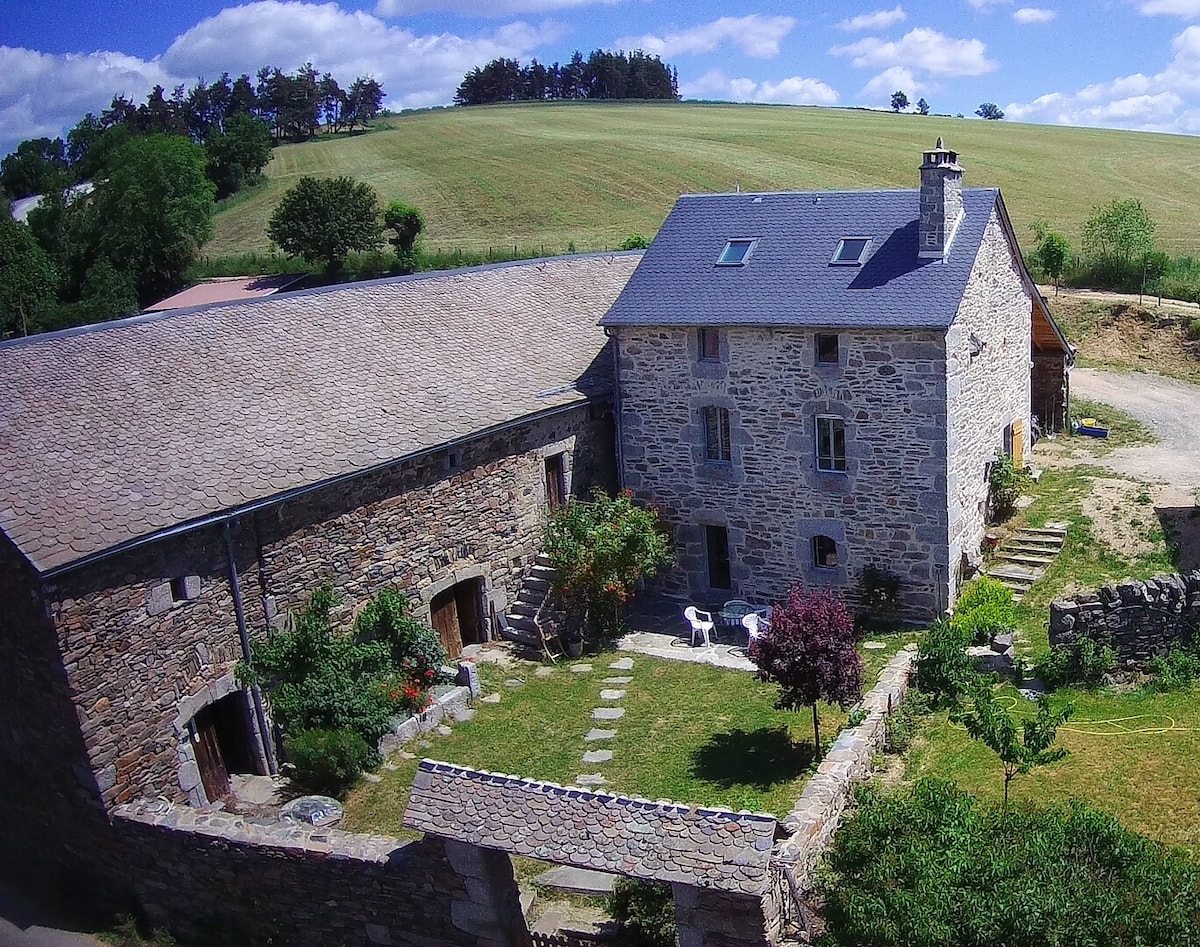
[5,0,1200,156]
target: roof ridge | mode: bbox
[678,186,999,199]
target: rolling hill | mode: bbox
[206,102,1200,260]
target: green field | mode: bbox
[208,102,1200,260]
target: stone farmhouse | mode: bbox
[602,139,1072,620]
[0,254,635,895]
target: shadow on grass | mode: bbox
[689,726,815,790]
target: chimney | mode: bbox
[919,137,964,259]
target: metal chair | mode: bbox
[683,606,715,647]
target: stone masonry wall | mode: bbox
[42,403,613,812]
[945,209,1033,596]
[0,537,125,900]
[1049,572,1200,667]
[115,800,472,947]
[616,326,948,621]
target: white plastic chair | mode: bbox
[683,606,714,647]
[742,611,767,643]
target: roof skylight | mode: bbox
[831,237,870,266]
[716,239,756,266]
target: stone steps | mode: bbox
[498,557,558,651]
[984,524,1067,602]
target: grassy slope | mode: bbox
[207,102,1200,258]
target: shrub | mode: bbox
[285,727,372,796]
[617,232,650,250]
[1036,633,1116,689]
[609,878,676,947]
[856,565,902,631]
[914,618,978,708]
[1187,317,1200,342]
[884,689,930,753]
[987,452,1031,523]
[818,778,1200,947]
[1147,645,1200,691]
[952,576,1017,644]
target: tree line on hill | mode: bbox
[1,66,384,202]
[454,50,679,106]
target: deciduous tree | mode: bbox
[267,175,383,274]
[976,102,1005,120]
[890,90,909,112]
[749,584,863,755]
[916,97,930,115]
[383,200,425,273]
[1030,219,1072,294]
[0,215,58,337]
[205,113,273,198]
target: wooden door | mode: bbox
[1012,419,1026,468]
[545,453,566,509]
[456,579,484,645]
[192,706,230,802]
[431,586,463,658]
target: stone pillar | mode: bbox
[672,884,773,947]
[442,840,530,947]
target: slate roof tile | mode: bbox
[0,254,638,573]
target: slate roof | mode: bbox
[403,761,777,895]
[601,187,1000,330]
[0,254,639,575]
[143,274,309,311]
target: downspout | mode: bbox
[605,327,625,490]
[223,520,278,775]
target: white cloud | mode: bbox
[1013,7,1056,23]
[830,27,997,76]
[1139,0,1200,16]
[836,6,906,32]
[0,1,563,156]
[966,0,1011,9]
[376,0,619,15]
[617,15,797,60]
[681,69,839,105]
[1005,25,1200,131]
[860,65,927,104]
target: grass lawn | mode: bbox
[207,102,1200,259]
[343,634,913,837]
[908,683,1200,853]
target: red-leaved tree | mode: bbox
[749,584,863,756]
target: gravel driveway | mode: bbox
[1071,368,1200,490]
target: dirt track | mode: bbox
[1071,368,1200,491]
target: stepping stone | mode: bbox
[599,689,626,700]
[582,749,613,764]
[863,641,887,650]
[585,728,616,742]
[395,750,415,760]
[363,773,382,783]
[592,707,625,720]
[609,658,634,670]
[603,676,633,684]
[505,678,525,688]
[436,725,453,736]
[481,693,501,703]
[570,664,594,674]
[383,762,399,771]
[451,707,477,722]
[417,740,433,749]
[576,774,608,787]
[534,666,555,677]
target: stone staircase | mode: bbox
[984,522,1068,602]
[499,553,558,651]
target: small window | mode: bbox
[812,535,838,569]
[815,416,847,472]
[831,237,870,265]
[170,576,198,602]
[698,327,721,361]
[716,239,755,266]
[816,333,840,365]
[703,406,732,463]
[706,525,732,590]
[545,453,567,509]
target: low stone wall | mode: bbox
[115,799,471,947]
[770,646,915,914]
[1049,572,1200,667]
[379,683,472,756]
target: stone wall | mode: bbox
[115,799,472,947]
[945,209,1034,595]
[39,402,613,812]
[615,326,949,621]
[1032,351,1069,434]
[1049,572,1200,666]
[769,647,915,931]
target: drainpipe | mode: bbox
[223,520,278,775]
[605,327,625,490]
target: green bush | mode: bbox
[1147,645,1200,691]
[884,690,930,753]
[285,727,372,796]
[818,778,1200,947]
[609,877,676,947]
[1187,317,1200,342]
[914,618,979,708]
[1037,633,1116,689]
[952,576,1018,644]
[617,232,651,250]
[987,453,1031,523]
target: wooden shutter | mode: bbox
[1012,419,1025,468]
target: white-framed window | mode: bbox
[816,333,840,365]
[812,535,838,569]
[716,239,756,266]
[815,416,847,472]
[830,237,870,265]
[703,406,732,463]
[699,327,721,361]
